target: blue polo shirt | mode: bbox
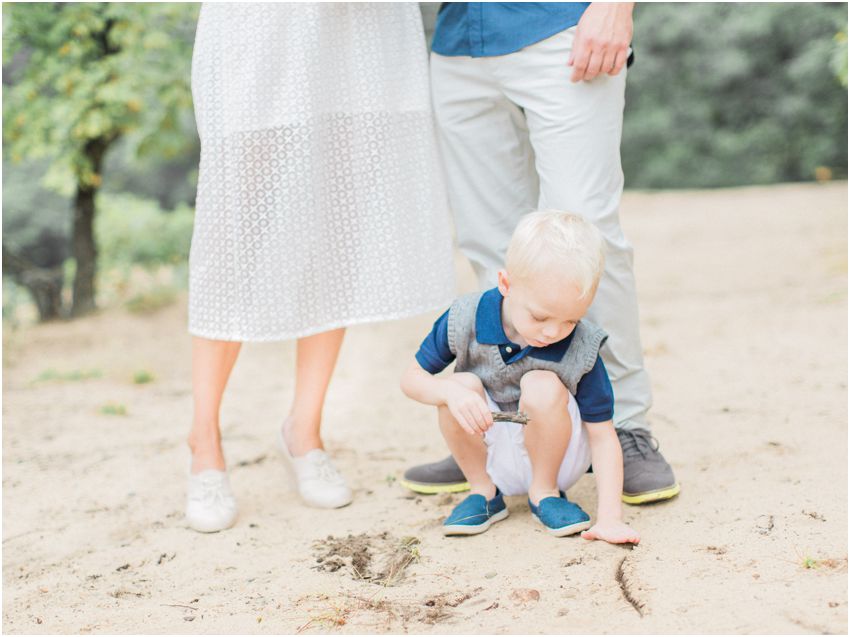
[415,288,615,423]
[432,2,591,58]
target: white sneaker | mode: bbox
[185,468,238,533]
[277,429,353,509]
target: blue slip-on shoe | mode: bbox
[443,488,509,536]
[528,491,591,537]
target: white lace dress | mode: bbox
[188,3,455,341]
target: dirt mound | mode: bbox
[312,532,421,586]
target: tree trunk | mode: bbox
[2,246,64,321]
[71,138,110,317]
[24,268,64,320]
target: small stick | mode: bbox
[491,411,529,425]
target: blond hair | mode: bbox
[505,210,606,299]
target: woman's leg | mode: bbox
[188,336,242,473]
[283,328,346,456]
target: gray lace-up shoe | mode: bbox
[617,428,680,504]
[400,455,470,494]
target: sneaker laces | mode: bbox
[617,429,660,460]
[189,473,232,508]
[312,453,345,485]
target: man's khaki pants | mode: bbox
[431,28,651,431]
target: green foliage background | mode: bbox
[3,2,198,193]
[623,2,848,188]
[2,2,848,320]
[95,193,194,273]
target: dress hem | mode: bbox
[187,296,455,343]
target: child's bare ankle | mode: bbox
[470,482,497,499]
[528,487,559,506]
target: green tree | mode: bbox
[623,3,848,188]
[833,29,848,88]
[3,2,198,316]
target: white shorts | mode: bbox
[483,391,592,497]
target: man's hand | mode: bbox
[567,2,634,83]
[581,519,640,545]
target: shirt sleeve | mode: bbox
[414,309,455,374]
[574,355,615,423]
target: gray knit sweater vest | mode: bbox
[447,291,608,412]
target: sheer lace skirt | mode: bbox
[189,3,455,341]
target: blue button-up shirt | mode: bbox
[415,288,615,422]
[432,2,591,58]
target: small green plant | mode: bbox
[35,368,102,383]
[133,370,155,384]
[384,474,397,486]
[802,556,847,570]
[100,403,127,416]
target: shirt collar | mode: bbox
[474,288,574,362]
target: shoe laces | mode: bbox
[312,453,345,485]
[189,473,232,508]
[617,429,660,460]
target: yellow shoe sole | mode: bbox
[398,479,471,495]
[621,483,681,505]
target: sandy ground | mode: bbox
[2,182,847,634]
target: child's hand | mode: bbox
[581,519,640,545]
[444,383,493,436]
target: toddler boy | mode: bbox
[401,211,639,543]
